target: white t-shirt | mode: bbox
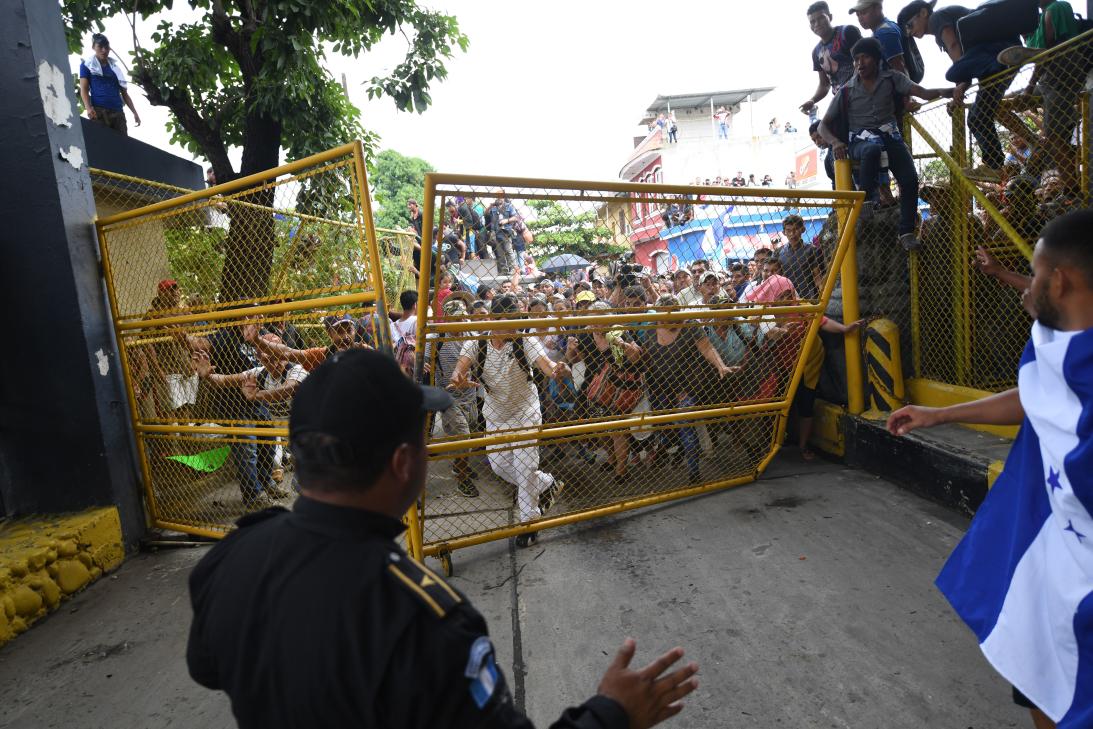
[460,337,546,424]
[392,316,417,344]
[246,363,308,419]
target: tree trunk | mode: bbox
[219,113,283,304]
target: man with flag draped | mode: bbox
[887,208,1093,729]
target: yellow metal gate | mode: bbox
[96,142,388,537]
[409,175,862,573]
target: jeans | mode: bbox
[652,393,701,481]
[849,130,919,235]
[946,42,1016,170]
[494,233,517,275]
[718,122,729,139]
[668,128,678,143]
[231,404,274,499]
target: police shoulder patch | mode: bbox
[385,551,463,618]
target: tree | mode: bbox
[371,149,434,232]
[64,1,467,302]
[921,158,950,183]
[524,199,628,261]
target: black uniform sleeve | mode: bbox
[185,552,222,689]
[381,604,629,729]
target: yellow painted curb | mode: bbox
[0,507,123,647]
[987,460,1006,490]
[810,399,846,458]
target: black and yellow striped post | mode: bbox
[864,318,905,417]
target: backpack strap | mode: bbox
[476,336,534,394]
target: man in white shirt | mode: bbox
[450,295,571,547]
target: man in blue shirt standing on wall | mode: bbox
[78,34,141,135]
[850,0,909,74]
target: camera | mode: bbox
[615,260,645,289]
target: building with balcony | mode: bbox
[617,88,829,272]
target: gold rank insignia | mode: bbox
[386,551,463,618]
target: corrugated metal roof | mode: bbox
[641,88,775,122]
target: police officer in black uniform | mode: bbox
[186,348,699,729]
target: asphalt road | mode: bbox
[0,455,1027,729]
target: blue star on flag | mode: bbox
[1047,467,1063,492]
[1064,520,1086,543]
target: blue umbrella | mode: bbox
[540,253,591,274]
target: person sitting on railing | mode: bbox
[819,37,954,251]
[999,0,1092,194]
[899,0,1022,183]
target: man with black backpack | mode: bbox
[899,0,1033,182]
[449,197,489,259]
[448,295,569,548]
[819,37,954,250]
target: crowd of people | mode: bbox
[799,0,1091,252]
[689,172,790,188]
[403,189,541,278]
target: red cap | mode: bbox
[158,279,178,292]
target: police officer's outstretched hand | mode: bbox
[596,638,698,729]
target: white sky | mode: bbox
[71,0,955,180]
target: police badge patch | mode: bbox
[465,636,499,709]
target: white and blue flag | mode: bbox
[937,322,1093,726]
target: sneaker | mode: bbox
[515,532,538,549]
[538,479,565,515]
[899,233,922,251]
[997,46,1041,68]
[858,201,875,223]
[962,165,1002,183]
[457,480,479,498]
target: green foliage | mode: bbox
[62,1,467,173]
[163,226,226,303]
[371,149,434,231]
[921,158,950,183]
[524,199,627,261]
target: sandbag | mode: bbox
[956,0,1039,48]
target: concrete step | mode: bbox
[812,401,1011,517]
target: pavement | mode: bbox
[0,455,1028,729]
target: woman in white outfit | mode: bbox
[449,295,569,547]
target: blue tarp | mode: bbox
[658,204,832,268]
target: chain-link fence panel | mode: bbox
[410,176,862,572]
[883,29,1093,392]
[97,142,391,537]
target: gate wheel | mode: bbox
[439,551,454,578]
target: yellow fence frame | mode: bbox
[406,173,864,566]
[96,141,386,537]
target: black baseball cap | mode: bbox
[289,349,451,466]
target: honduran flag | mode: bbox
[937,322,1093,726]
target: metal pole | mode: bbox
[835,159,865,415]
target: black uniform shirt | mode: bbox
[187,496,629,729]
